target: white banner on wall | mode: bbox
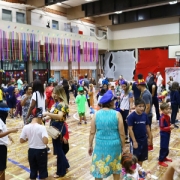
[165,67,180,89]
[104,51,136,81]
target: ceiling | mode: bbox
[46,0,97,8]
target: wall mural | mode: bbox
[104,51,136,81]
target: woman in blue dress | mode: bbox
[43,85,69,178]
[89,90,125,180]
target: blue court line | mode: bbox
[8,158,30,173]
[8,158,40,179]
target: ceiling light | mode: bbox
[85,0,93,2]
[115,11,122,14]
[56,2,62,5]
[169,1,177,4]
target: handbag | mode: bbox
[47,123,64,139]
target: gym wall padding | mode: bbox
[135,48,176,85]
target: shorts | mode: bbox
[79,113,85,117]
[0,145,7,171]
[130,138,148,162]
[7,96,16,108]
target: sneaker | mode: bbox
[174,124,179,129]
[47,147,51,154]
[175,120,180,123]
[148,145,154,151]
[164,157,172,162]
[158,161,168,167]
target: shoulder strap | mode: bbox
[36,92,38,107]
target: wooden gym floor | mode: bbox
[5,94,180,180]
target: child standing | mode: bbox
[121,153,149,180]
[20,108,48,180]
[127,98,151,166]
[75,87,87,125]
[158,103,174,167]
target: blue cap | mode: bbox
[99,90,117,104]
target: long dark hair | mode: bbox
[32,80,44,98]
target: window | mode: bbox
[90,28,95,36]
[16,12,25,24]
[52,20,59,30]
[2,9,12,22]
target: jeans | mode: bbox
[152,96,160,120]
[171,104,179,124]
[159,132,170,162]
[120,110,129,136]
[28,148,48,179]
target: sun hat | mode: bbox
[99,90,117,104]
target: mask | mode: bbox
[131,164,136,170]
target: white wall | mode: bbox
[109,17,180,40]
[31,10,97,37]
[0,1,26,23]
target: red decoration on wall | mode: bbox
[135,48,176,85]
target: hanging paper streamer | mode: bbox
[0,28,99,63]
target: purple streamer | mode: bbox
[78,41,80,62]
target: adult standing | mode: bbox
[61,77,70,104]
[147,76,160,121]
[98,74,105,87]
[170,82,180,128]
[136,74,153,151]
[156,72,163,95]
[167,76,174,91]
[48,75,55,84]
[145,72,153,83]
[42,85,70,178]
[89,90,125,180]
[119,81,133,143]
[17,77,23,95]
[83,74,90,88]
[6,79,16,118]
[21,85,32,125]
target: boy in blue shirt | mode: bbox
[158,103,174,167]
[127,98,151,166]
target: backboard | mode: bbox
[168,45,180,59]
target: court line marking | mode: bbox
[8,158,30,173]
[6,171,24,180]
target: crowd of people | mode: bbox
[0,71,180,180]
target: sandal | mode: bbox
[53,174,60,178]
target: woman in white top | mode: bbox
[0,102,18,180]
[120,81,133,143]
[26,79,46,119]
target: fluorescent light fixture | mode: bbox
[115,11,122,14]
[85,0,93,1]
[169,1,177,4]
[56,2,62,5]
